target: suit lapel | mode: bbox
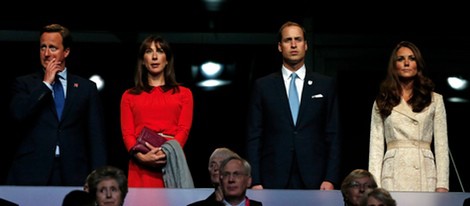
[393,98,417,120]
[273,72,294,125]
[61,74,77,120]
[298,72,317,123]
[35,71,62,120]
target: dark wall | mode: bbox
[2,32,469,192]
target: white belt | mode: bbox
[387,140,430,150]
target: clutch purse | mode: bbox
[131,127,168,154]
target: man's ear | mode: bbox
[64,48,71,58]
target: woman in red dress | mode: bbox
[120,34,193,187]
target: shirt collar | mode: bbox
[222,197,248,206]
[282,65,306,81]
[57,67,68,80]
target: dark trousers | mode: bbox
[286,153,306,189]
[47,157,63,186]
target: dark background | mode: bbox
[1,1,469,192]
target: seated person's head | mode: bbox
[341,169,378,206]
[464,198,470,206]
[219,156,252,204]
[87,166,128,206]
[208,147,240,186]
[62,190,95,206]
[83,172,94,192]
[360,187,396,206]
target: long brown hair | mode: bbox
[376,41,434,117]
[129,34,180,94]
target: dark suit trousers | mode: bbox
[287,153,306,189]
[48,156,63,186]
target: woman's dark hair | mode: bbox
[376,41,434,117]
[129,34,180,95]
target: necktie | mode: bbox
[289,73,299,125]
[53,76,65,119]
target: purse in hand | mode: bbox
[131,127,168,154]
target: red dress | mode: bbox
[120,86,193,187]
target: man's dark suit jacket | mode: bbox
[187,193,262,206]
[246,70,341,189]
[7,70,107,186]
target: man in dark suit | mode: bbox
[246,21,341,190]
[187,156,262,206]
[220,156,263,206]
[187,148,241,206]
[7,23,107,186]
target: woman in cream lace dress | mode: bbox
[368,41,449,192]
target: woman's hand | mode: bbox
[134,142,167,167]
